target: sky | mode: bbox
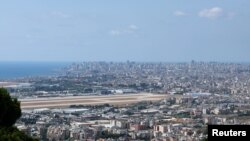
[0,0,250,62]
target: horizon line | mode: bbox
[0,60,250,64]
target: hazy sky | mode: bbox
[0,0,250,62]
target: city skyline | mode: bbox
[0,0,250,62]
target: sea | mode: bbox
[0,62,71,80]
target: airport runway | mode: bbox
[20,93,168,109]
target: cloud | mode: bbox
[128,24,138,30]
[199,7,224,19]
[174,11,187,16]
[110,30,122,36]
[109,24,138,36]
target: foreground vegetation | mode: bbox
[0,88,37,141]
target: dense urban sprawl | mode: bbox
[1,61,250,141]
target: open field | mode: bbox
[20,93,169,109]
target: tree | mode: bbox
[0,88,37,141]
[0,88,21,127]
[0,126,37,141]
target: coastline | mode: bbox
[0,61,70,80]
